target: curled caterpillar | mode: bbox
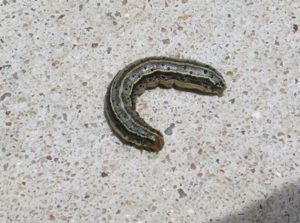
[104,57,226,152]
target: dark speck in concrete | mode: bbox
[0,64,11,70]
[164,123,175,135]
[293,24,298,32]
[162,38,170,44]
[0,92,12,101]
[101,172,108,177]
[107,47,112,54]
[177,188,187,198]
[57,14,65,20]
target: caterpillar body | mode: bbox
[104,57,226,152]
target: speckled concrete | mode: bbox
[0,0,299,222]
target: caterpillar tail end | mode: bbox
[148,133,164,152]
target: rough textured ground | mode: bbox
[1,0,299,222]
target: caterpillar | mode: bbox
[104,57,226,152]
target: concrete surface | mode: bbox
[1,0,299,222]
